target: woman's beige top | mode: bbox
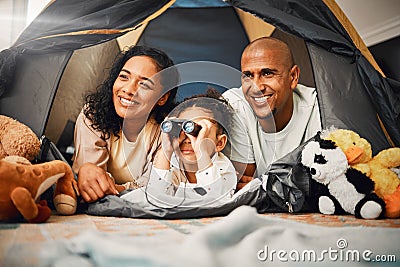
[72,110,161,187]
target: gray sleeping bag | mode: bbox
[85,135,316,219]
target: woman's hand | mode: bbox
[77,162,119,202]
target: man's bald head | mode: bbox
[242,37,295,69]
[239,36,300,132]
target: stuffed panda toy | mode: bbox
[301,138,385,219]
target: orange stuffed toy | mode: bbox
[0,115,78,222]
[0,157,78,223]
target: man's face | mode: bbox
[241,46,297,128]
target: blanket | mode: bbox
[86,137,323,220]
[1,213,219,266]
[40,206,399,267]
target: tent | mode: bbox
[0,0,399,156]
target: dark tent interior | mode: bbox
[0,0,399,165]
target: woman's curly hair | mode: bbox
[84,45,179,139]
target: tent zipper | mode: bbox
[285,201,293,213]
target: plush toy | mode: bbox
[0,114,79,221]
[301,137,385,219]
[321,128,400,218]
[0,156,78,223]
[0,115,41,161]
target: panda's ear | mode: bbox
[301,141,320,165]
[315,131,322,142]
[319,139,337,150]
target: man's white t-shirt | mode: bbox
[222,84,322,177]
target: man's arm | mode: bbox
[231,161,256,191]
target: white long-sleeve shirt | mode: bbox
[139,152,237,207]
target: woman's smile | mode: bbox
[119,96,139,107]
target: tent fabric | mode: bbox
[356,56,400,147]
[0,0,173,135]
[0,0,173,97]
[228,0,355,55]
[322,0,384,76]
[137,7,248,68]
[45,41,120,144]
[136,6,249,100]
[307,43,391,154]
[321,0,400,147]
[12,0,174,52]
[1,0,399,218]
[227,0,400,147]
[0,51,72,136]
[171,0,230,8]
[234,7,275,42]
[1,0,398,147]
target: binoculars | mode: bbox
[160,119,202,137]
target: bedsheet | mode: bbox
[1,206,399,267]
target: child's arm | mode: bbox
[147,166,178,196]
[148,132,179,196]
[186,119,215,170]
[194,154,237,199]
[153,132,175,170]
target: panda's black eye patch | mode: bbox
[314,154,327,164]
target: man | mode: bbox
[222,37,321,189]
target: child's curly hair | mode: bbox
[171,87,234,136]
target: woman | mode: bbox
[72,45,179,202]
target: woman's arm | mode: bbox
[72,111,118,202]
[72,111,110,172]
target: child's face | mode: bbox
[177,107,222,163]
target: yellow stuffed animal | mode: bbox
[321,127,400,218]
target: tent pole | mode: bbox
[322,0,385,77]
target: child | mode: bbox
[145,88,237,206]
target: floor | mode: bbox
[1,211,399,266]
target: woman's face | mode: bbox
[112,56,166,121]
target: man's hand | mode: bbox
[231,161,256,191]
[77,162,119,202]
[236,174,254,191]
